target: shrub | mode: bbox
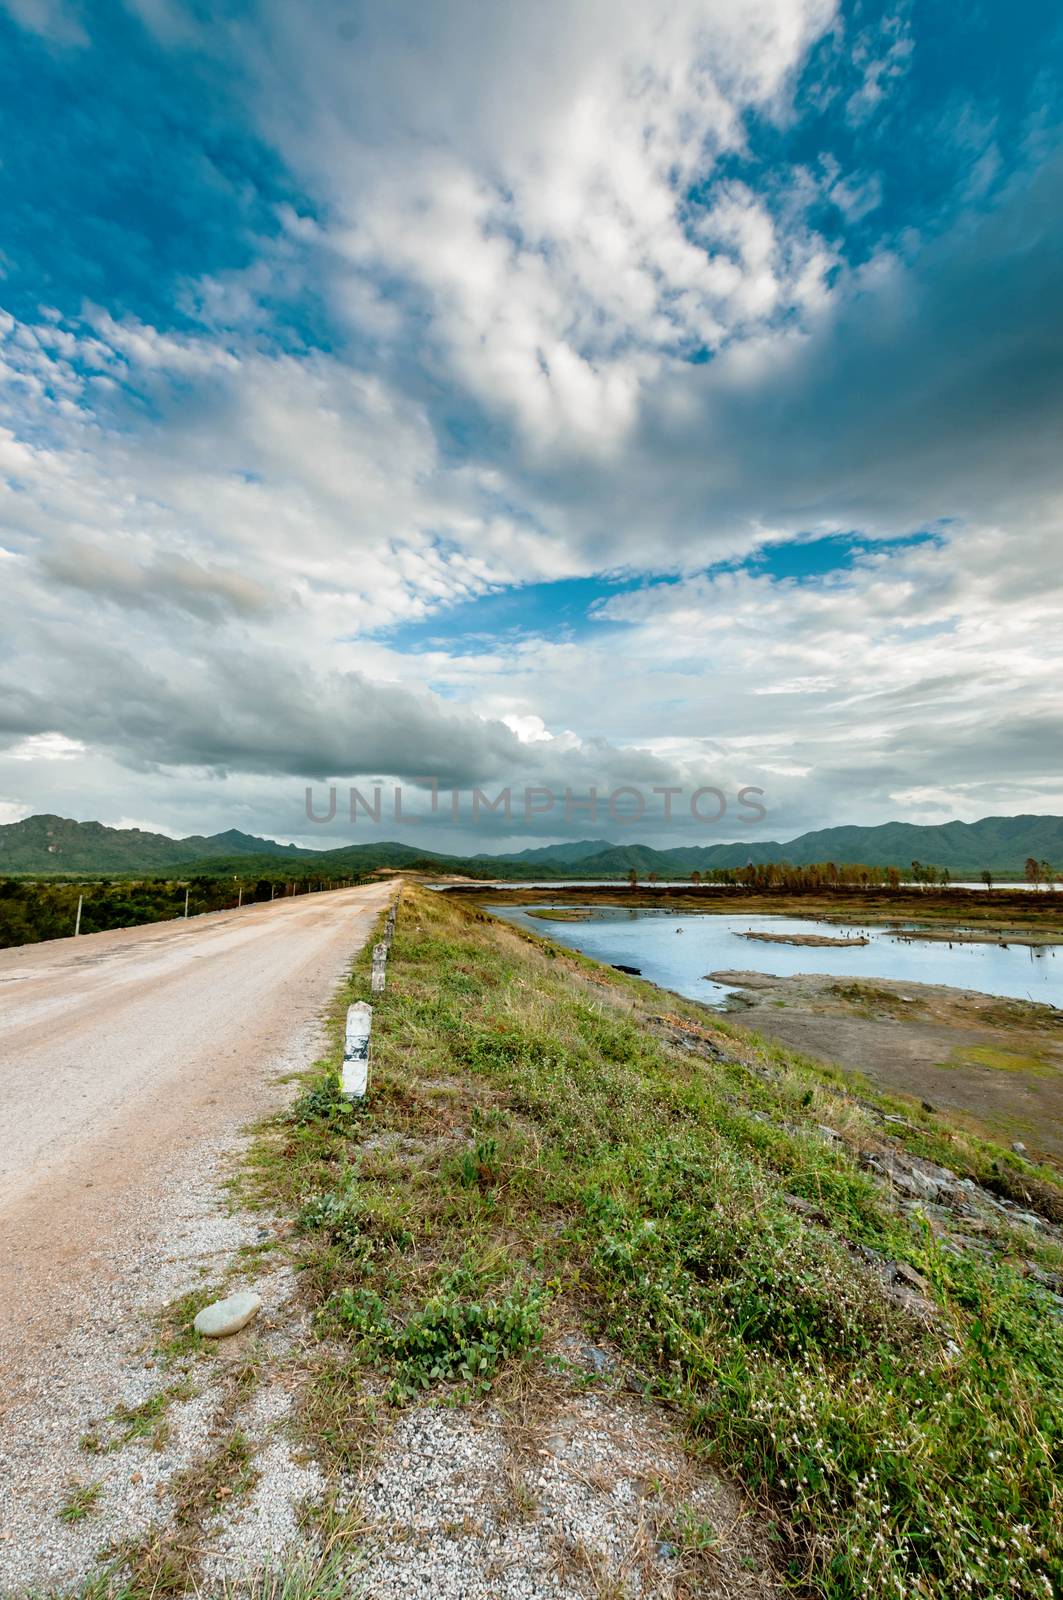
[331,1277,546,1400]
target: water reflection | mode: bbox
[488,906,1062,1008]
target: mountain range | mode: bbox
[1,812,1061,879]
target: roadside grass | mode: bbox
[242,887,1063,1600]
[215,1552,354,1600]
[57,1483,103,1526]
[106,1426,260,1598]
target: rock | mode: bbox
[1011,1141,1028,1156]
[193,1290,262,1339]
[891,1261,931,1296]
[859,1151,951,1201]
[580,1344,616,1375]
[889,1283,936,1318]
[854,1246,936,1319]
[785,1193,830,1224]
[816,1125,840,1142]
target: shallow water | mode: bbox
[488,905,1063,1008]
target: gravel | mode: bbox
[198,1386,326,1587]
[348,1390,779,1600]
[0,1010,331,1597]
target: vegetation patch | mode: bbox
[241,886,1063,1600]
[57,1482,103,1525]
[330,1275,545,1400]
[940,1044,1054,1076]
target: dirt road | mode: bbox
[0,881,393,1401]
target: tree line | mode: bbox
[0,873,366,949]
[623,858,1058,891]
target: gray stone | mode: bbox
[193,1290,262,1339]
[580,1344,616,1375]
[859,1151,948,1201]
[890,1261,931,1296]
[1011,1141,1027,1156]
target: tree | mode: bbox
[627,867,638,890]
[1040,860,1055,890]
[690,870,702,885]
[981,869,993,890]
[647,871,658,885]
[1025,857,1041,886]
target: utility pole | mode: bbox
[184,887,190,918]
[74,894,83,936]
[270,883,275,901]
[238,884,243,908]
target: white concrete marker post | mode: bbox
[341,1001,373,1098]
[371,940,388,994]
[74,894,83,936]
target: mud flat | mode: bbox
[881,924,1063,946]
[736,931,869,947]
[711,969,1063,1159]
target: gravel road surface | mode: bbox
[0,880,393,1405]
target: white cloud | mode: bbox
[9,733,87,761]
[241,0,840,452]
[1,2,1062,846]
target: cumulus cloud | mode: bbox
[0,0,1061,846]
[236,0,840,456]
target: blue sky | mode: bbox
[1,0,1061,849]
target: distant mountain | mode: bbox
[476,838,616,866]
[1,812,1060,879]
[524,816,1063,877]
[0,814,312,874]
[531,812,1063,876]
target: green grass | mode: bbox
[939,1044,1054,1076]
[57,1482,102,1525]
[244,887,1063,1600]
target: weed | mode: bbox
[57,1482,102,1525]
[666,1502,720,1556]
[290,1078,357,1128]
[217,1552,357,1600]
[108,1381,195,1450]
[330,1276,546,1400]
[448,1135,501,1189]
